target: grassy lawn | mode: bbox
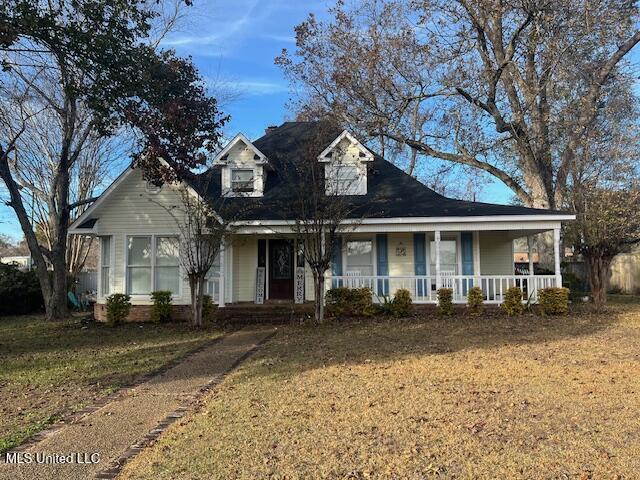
[0,314,223,453]
[121,304,640,479]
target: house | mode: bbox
[69,122,575,321]
[0,255,34,270]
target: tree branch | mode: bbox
[373,130,532,205]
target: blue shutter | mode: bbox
[414,233,426,296]
[376,234,389,295]
[461,232,474,293]
[331,236,343,288]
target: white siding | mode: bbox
[93,169,190,304]
[232,236,258,302]
[479,231,514,275]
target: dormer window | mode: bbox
[231,169,254,193]
[319,130,373,196]
[212,133,270,198]
[326,164,362,195]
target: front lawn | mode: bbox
[0,315,223,453]
[121,305,640,479]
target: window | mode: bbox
[100,236,111,296]
[231,169,254,193]
[326,164,361,195]
[346,240,373,275]
[155,237,180,293]
[430,239,457,275]
[126,236,180,295]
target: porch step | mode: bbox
[217,303,314,325]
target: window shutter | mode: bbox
[461,232,474,275]
[376,234,389,295]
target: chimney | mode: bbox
[265,125,278,134]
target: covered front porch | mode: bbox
[209,219,564,306]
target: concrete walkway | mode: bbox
[0,327,276,480]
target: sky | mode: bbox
[0,0,518,241]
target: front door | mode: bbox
[269,239,294,300]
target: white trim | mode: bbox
[473,231,481,276]
[212,133,269,165]
[317,130,374,162]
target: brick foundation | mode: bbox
[94,303,192,323]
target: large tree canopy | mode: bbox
[0,0,225,320]
[277,0,640,209]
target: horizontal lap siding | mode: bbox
[479,231,514,275]
[232,236,258,302]
[94,169,191,304]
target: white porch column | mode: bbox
[527,235,536,300]
[321,231,328,305]
[553,228,562,287]
[435,230,441,290]
[218,241,226,308]
[473,231,481,288]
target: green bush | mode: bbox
[325,287,373,318]
[391,288,413,317]
[539,287,570,315]
[501,287,524,316]
[0,264,44,316]
[202,294,217,323]
[150,291,172,323]
[105,293,131,326]
[467,286,484,316]
[437,288,454,316]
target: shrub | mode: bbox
[105,293,131,326]
[437,288,454,316]
[325,287,373,318]
[391,288,413,317]
[0,264,44,316]
[539,287,570,315]
[467,286,484,316]
[150,291,172,323]
[202,294,217,323]
[501,287,524,316]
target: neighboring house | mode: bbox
[0,255,33,270]
[69,122,575,321]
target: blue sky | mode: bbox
[0,0,521,240]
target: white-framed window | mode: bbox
[100,236,112,296]
[231,168,254,193]
[430,239,457,275]
[346,240,373,276]
[126,235,180,295]
[155,236,180,293]
[325,164,363,195]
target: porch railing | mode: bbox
[329,274,558,304]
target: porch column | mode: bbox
[528,235,536,301]
[553,227,562,287]
[473,231,481,289]
[435,230,441,290]
[218,242,226,308]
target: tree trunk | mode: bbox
[585,254,612,310]
[188,273,206,327]
[46,253,69,321]
[314,272,325,323]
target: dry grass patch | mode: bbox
[121,305,640,479]
[0,315,223,453]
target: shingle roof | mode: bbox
[186,121,569,221]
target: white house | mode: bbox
[69,122,574,321]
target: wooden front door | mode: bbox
[269,239,294,300]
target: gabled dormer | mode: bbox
[212,133,270,197]
[318,130,373,196]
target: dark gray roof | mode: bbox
[186,121,568,221]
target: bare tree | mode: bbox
[277,0,640,211]
[277,124,370,323]
[159,175,246,327]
